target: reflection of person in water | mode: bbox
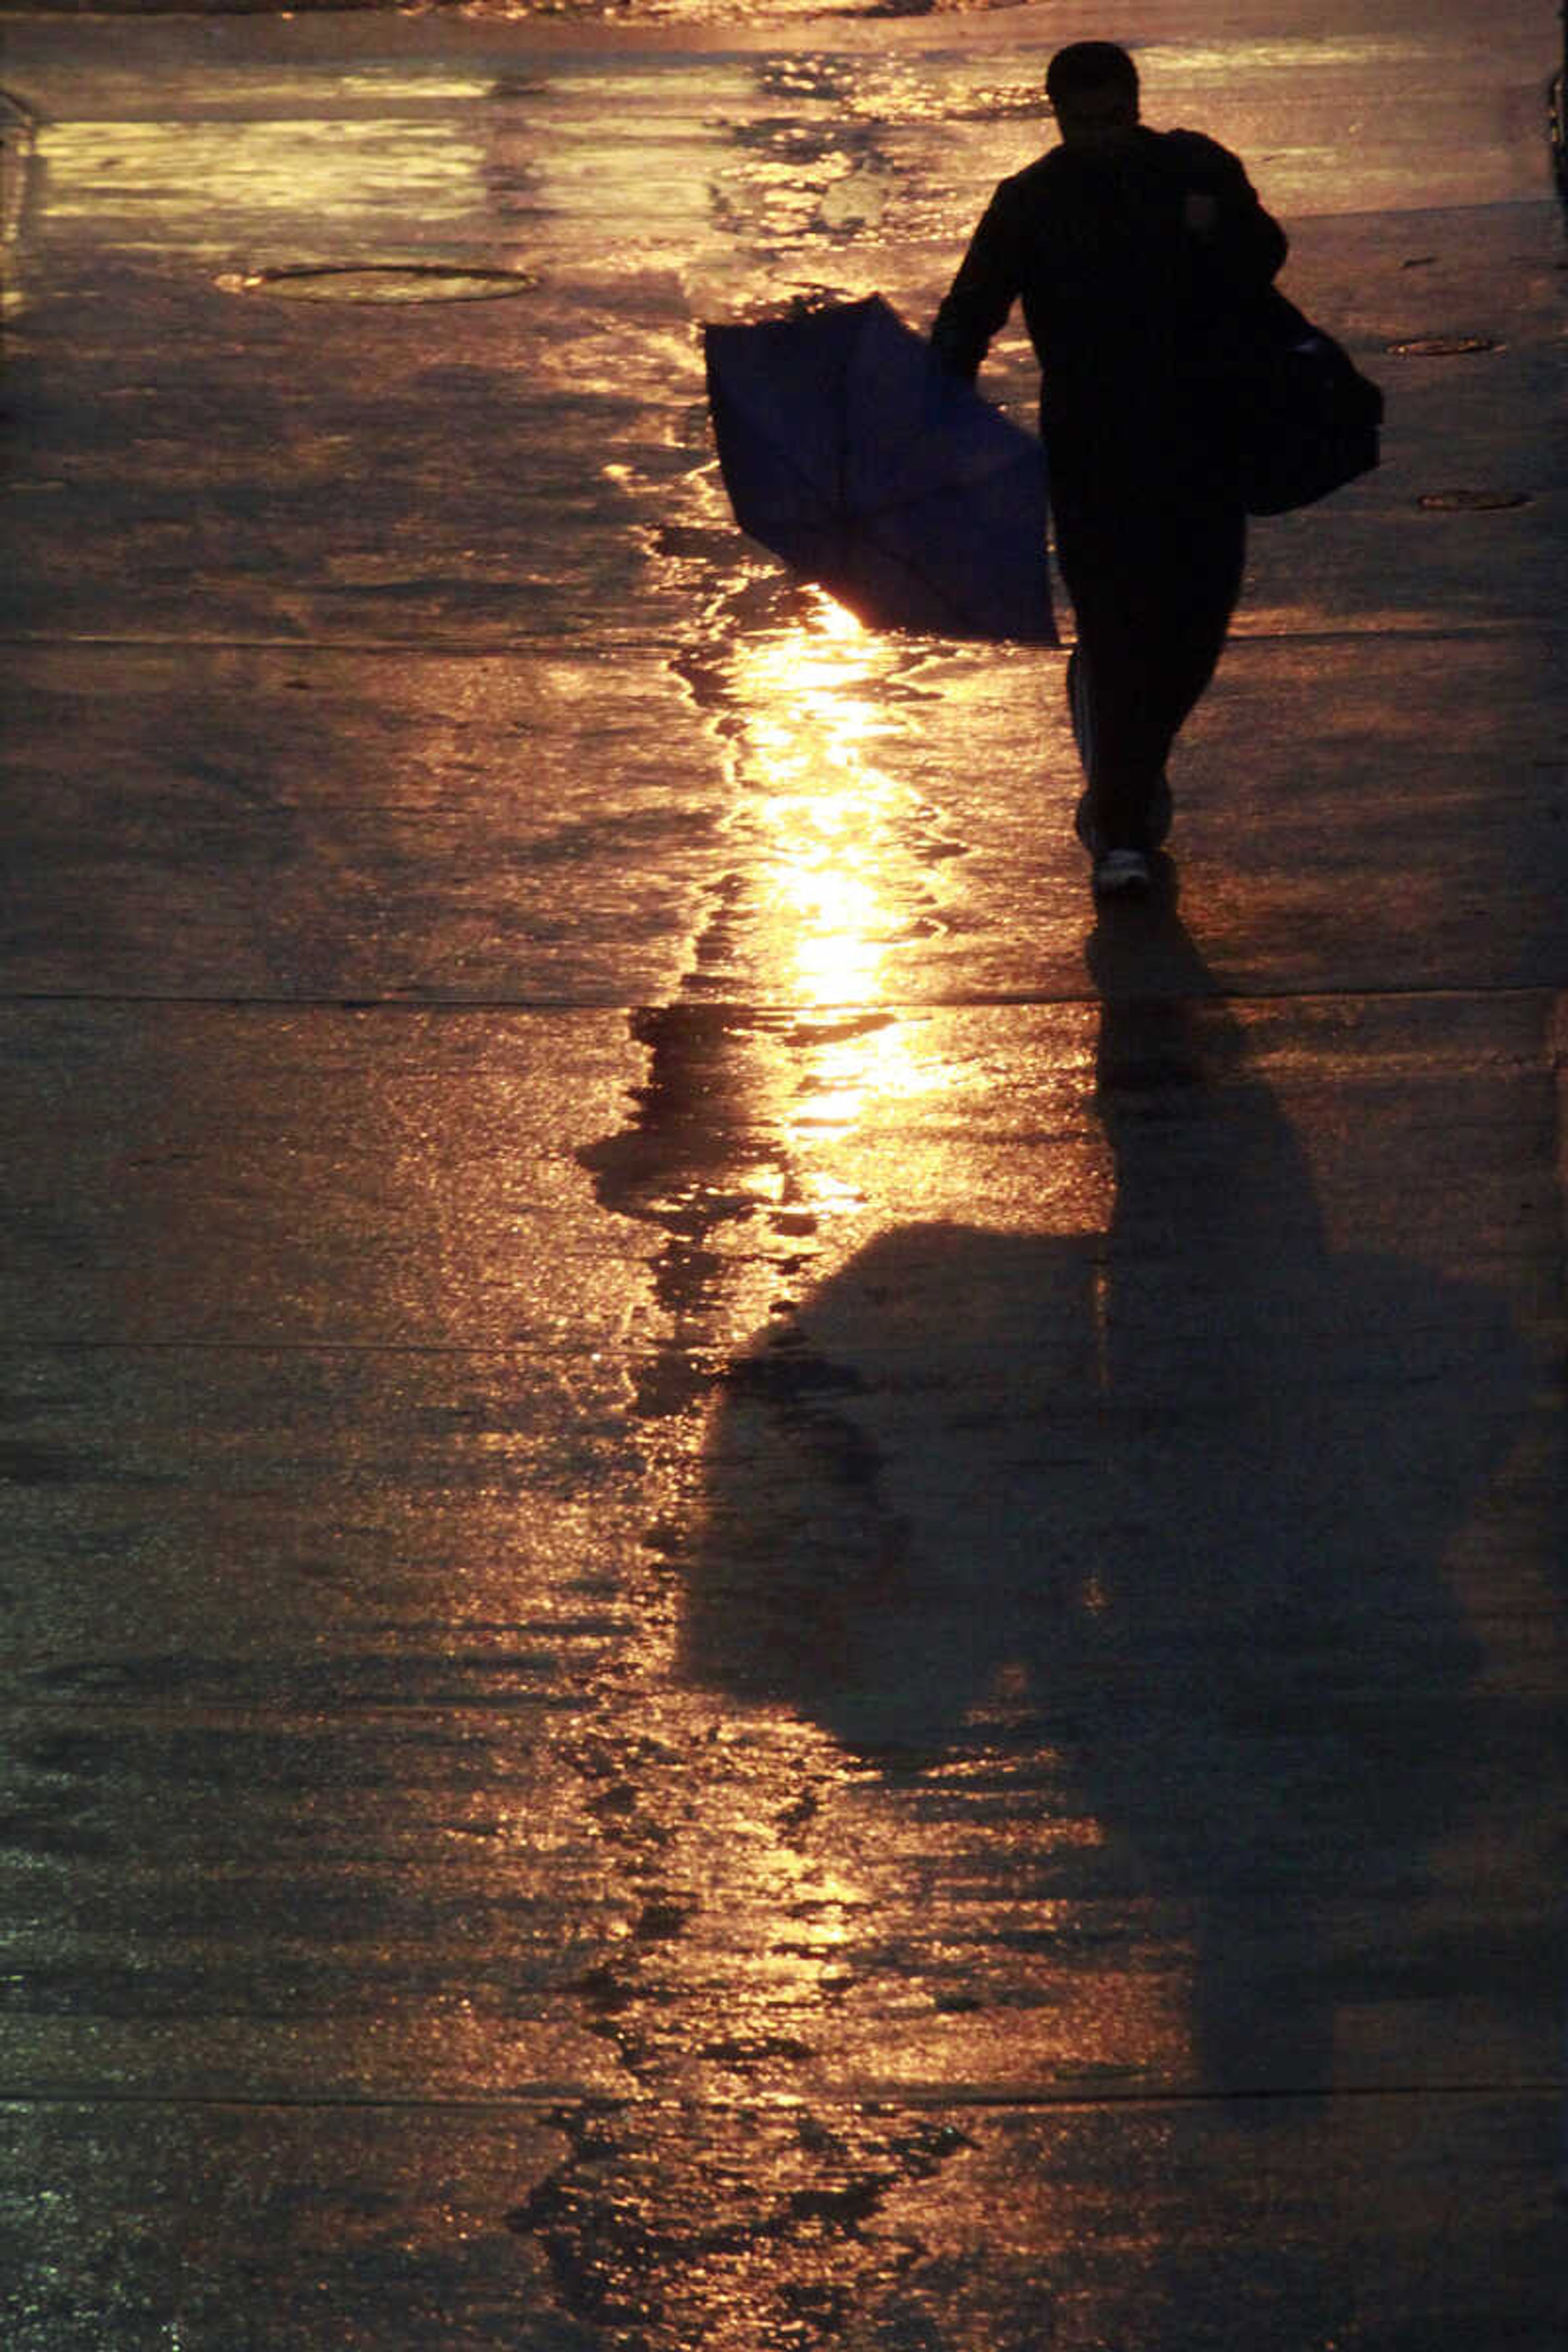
[680,888,1529,2099]
[931,41,1287,899]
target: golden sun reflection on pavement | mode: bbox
[741,602,901,1013]
[731,596,903,1003]
[38,116,497,261]
[715,594,964,1166]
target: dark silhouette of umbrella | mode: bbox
[704,295,1056,643]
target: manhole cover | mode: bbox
[1417,488,1532,511]
[218,264,537,304]
[1387,334,1500,356]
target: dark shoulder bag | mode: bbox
[1229,288,1384,515]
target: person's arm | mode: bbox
[1180,137,1288,294]
[931,181,1024,382]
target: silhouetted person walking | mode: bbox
[933,41,1287,896]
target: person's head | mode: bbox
[1045,41,1140,151]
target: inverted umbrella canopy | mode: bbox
[704,294,1056,644]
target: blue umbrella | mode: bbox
[704,295,1056,644]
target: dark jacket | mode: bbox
[933,127,1287,499]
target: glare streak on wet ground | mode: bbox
[1,0,1567,2345]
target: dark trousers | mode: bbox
[1055,481,1246,853]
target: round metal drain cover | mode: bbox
[1418,488,1531,511]
[220,264,537,304]
[1387,334,1500,356]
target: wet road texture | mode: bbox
[2,0,1567,2344]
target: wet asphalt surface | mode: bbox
[2,1,1567,2344]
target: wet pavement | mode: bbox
[2,1,1567,2344]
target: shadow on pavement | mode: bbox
[679,880,1533,2096]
